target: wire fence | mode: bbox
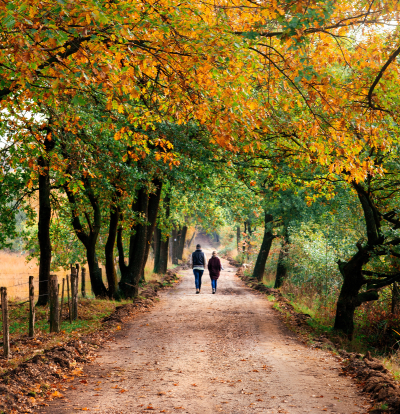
[0,266,88,358]
[0,269,94,302]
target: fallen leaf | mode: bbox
[191,384,197,387]
[80,380,88,385]
[252,369,259,372]
[116,326,121,330]
[119,389,127,393]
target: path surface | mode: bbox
[40,243,369,413]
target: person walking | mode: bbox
[208,250,222,294]
[190,244,208,294]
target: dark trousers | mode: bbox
[193,269,204,289]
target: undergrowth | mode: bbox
[258,277,400,380]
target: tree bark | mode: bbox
[171,227,179,264]
[141,181,163,281]
[153,227,161,274]
[118,181,162,298]
[333,182,380,337]
[236,226,240,251]
[177,226,188,261]
[333,250,369,337]
[158,235,169,274]
[86,244,106,297]
[187,230,196,249]
[63,179,107,298]
[37,130,55,306]
[275,233,289,288]
[155,194,170,274]
[252,212,274,282]
[105,202,120,299]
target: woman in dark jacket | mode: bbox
[208,250,222,294]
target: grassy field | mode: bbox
[0,251,94,300]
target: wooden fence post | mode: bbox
[29,276,35,337]
[59,278,65,324]
[49,274,59,333]
[71,267,78,320]
[1,287,10,358]
[81,267,86,298]
[66,275,72,324]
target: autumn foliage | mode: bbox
[1,0,400,336]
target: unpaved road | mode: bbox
[40,247,370,413]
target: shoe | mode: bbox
[196,289,200,294]
[212,289,216,294]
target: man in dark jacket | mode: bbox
[190,244,208,294]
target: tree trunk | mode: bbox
[119,188,149,297]
[334,248,370,337]
[236,226,240,251]
[37,155,52,306]
[334,281,363,337]
[274,234,289,288]
[187,230,196,249]
[159,235,169,274]
[105,205,119,299]
[155,194,170,274]
[252,213,274,282]
[63,178,107,298]
[171,227,179,264]
[141,181,163,281]
[37,130,55,306]
[118,181,162,298]
[153,227,161,274]
[333,182,383,337]
[242,221,247,252]
[87,245,107,297]
[177,226,188,261]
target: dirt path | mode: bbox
[40,242,370,413]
